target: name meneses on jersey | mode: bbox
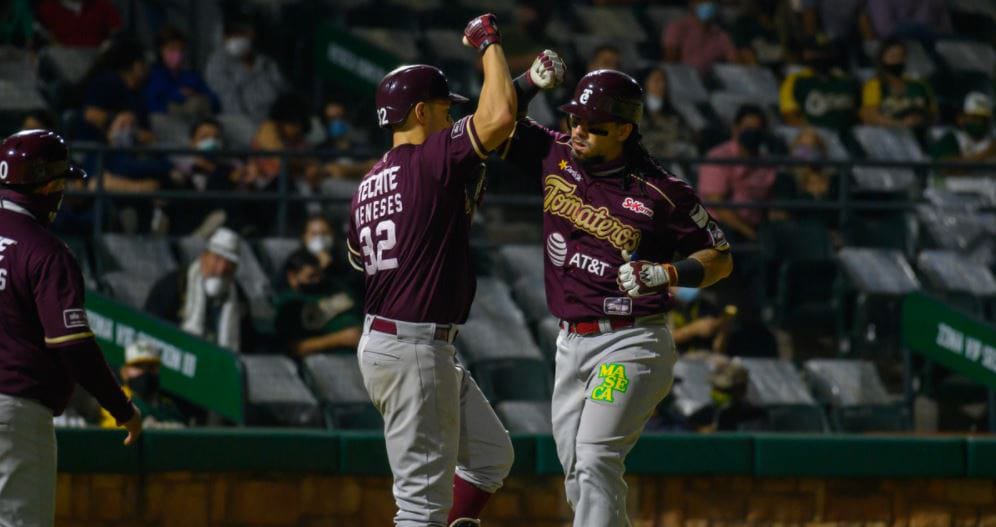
[355,165,404,227]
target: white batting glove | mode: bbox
[617,260,676,298]
[527,50,566,91]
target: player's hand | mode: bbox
[120,403,143,446]
[618,256,676,298]
[462,13,501,52]
[527,50,566,91]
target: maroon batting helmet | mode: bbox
[0,129,86,187]
[375,64,469,128]
[559,69,644,125]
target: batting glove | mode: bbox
[527,50,566,91]
[462,13,501,52]
[618,260,678,298]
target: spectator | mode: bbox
[20,109,57,131]
[99,342,186,429]
[166,118,244,234]
[283,215,362,293]
[663,0,738,76]
[707,359,765,431]
[640,67,698,158]
[865,0,951,40]
[144,228,256,354]
[859,38,936,130]
[699,104,777,241]
[587,44,622,73]
[244,93,315,193]
[668,287,735,353]
[771,128,840,232]
[0,0,33,47]
[81,38,153,142]
[317,98,364,153]
[36,0,121,47]
[93,110,167,193]
[730,0,783,65]
[205,19,286,122]
[274,251,361,358]
[144,26,219,117]
[930,92,996,163]
[773,0,823,64]
[779,37,859,134]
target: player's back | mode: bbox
[348,116,488,325]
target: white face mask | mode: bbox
[646,95,664,113]
[203,276,228,298]
[225,37,251,59]
[306,235,333,256]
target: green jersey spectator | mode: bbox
[860,38,936,129]
[99,342,186,428]
[930,92,996,163]
[779,39,859,133]
[275,251,361,358]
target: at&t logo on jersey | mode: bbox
[622,197,653,218]
[546,233,567,267]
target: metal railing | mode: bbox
[65,144,996,241]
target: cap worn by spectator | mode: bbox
[125,341,161,367]
[964,92,993,118]
[207,227,241,264]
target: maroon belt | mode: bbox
[561,317,636,336]
[370,317,458,343]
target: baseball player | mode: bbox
[0,129,143,526]
[345,14,516,527]
[503,69,734,526]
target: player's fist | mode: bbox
[618,260,676,298]
[119,403,144,446]
[527,50,566,91]
[462,13,501,52]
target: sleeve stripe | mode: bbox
[347,252,364,272]
[45,331,95,345]
[346,239,361,256]
[466,117,488,160]
[499,121,518,160]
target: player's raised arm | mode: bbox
[462,14,516,151]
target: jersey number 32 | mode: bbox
[359,220,398,275]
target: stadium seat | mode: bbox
[99,234,177,278]
[216,114,257,150]
[663,64,709,104]
[709,91,779,128]
[916,250,996,316]
[62,236,97,288]
[0,80,45,112]
[837,248,921,296]
[936,40,996,74]
[844,212,918,258]
[150,113,191,147]
[804,359,910,432]
[38,46,98,85]
[711,63,780,105]
[851,126,924,193]
[495,244,543,285]
[759,220,837,329]
[671,358,714,421]
[575,6,648,42]
[495,400,552,434]
[738,358,829,432]
[243,355,322,427]
[301,354,382,430]
[0,49,36,89]
[256,237,301,277]
[510,275,548,326]
[535,316,560,362]
[100,270,156,310]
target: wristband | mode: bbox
[672,258,705,288]
[513,73,539,118]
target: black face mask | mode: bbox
[882,62,905,77]
[127,372,160,400]
[737,127,767,155]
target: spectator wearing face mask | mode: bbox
[144,26,219,117]
[699,104,777,242]
[930,92,996,163]
[663,0,738,76]
[99,341,186,429]
[779,37,858,135]
[93,110,168,194]
[36,0,121,48]
[145,228,256,354]
[275,251,361,358]
[205,19,286,123]
[640,67,698,158]
[770,128,840,233]
[860,38,936,131]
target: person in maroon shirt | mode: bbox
[344,14,519,527]
[0,130,141,526]
[36,0,122,48]
[502,69,733,525]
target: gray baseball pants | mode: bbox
[0,393,56,527]
[552,317,677,527]
[357,315,514,527]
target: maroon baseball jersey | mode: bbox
[500,119,730,321]
[347,115,488,324]
[0,202,95,414]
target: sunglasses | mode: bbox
[568,115,610,136]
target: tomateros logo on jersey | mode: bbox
[622,197,653,218]
[543,174,641,252]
